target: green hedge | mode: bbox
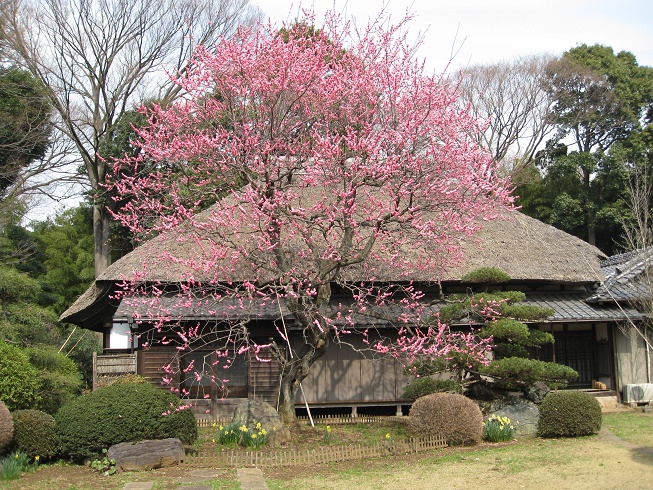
[0,341,41,411]
[55,383,197,460]
[26,347,83,415]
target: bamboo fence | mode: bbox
[195,414,409,428]
[183,435,446,468]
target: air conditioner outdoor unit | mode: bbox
[622,383,653,404]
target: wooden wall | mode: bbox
[295,333,410,404]
[137,348,180,388]
[248,347,282,405]
[132,329,410,413]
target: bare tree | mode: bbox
[0,0,261,276]
[453,55,556,178]
[619,162,653,382]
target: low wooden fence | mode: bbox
[183,435,446,468]
[196,415,408,428]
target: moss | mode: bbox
[461,267,511,284]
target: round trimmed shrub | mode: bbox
[402,377,461,400]
[0,341,41,411]
[0,399,13,455]
[537,390,602,438]
[55,383,198,460]
[11,409,59,459]
[409,393,483,446]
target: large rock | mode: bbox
[231,399,292,447]
[487,400,540,437]
[526,381,550,404]
[107,438,184,472]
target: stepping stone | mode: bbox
[178,486,212,490]
[237,468,270,490]
[123,483,154,490]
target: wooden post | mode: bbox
[92,351,97,391]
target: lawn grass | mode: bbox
[603,410,653,446]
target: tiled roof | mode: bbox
[114,291,641,324]
[589,248,653,303]
[521,293,640,322]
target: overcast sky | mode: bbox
[254,0,653,71]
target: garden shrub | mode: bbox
[0,400,13,455]
[0,341,41,411]
[26,347,83,415]
[409,393,483,446]
[401,377,461,400]
[537,390,602,438]
[11,410,59,459]
[55,383,198,460]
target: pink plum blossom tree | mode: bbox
[106,13,514,424]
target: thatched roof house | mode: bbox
[61,210,648,415]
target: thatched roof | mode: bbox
[94,209,605,283]
[447,211,605,282]
[60,210,606,326]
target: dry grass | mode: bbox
[266,435,652,490]
[266,411,653,490]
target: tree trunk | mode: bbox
[582,164,596,246]
[93,204,112,277]
[276,337,328,425]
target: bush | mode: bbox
[26,347,83,415]
[55,383,198,460]
[0,342,40,411]
[11,410,59,459]
[0,400,13,455]
[537,391,602,438]
[401,377,461,400]
[409,393,483,446]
